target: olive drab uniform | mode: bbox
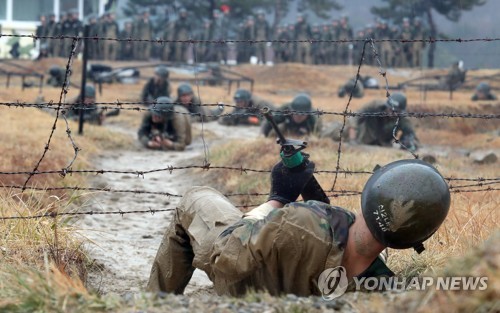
[172,14,192,62]
[173,96,220,122]
[294,18,312,64]
[218,97,274,126]
[411,21,426,68]
[261,103,322,138]
[147,186,393,296]
[65,99,102,125]
[254,15,271,64]
[355,100,417,148]
[119,23,134,60]
[337,21,353,65]
[133,14,153,60]
[141,78,171,103]
[399,24,413,68]
[103,16,119,60]
[137,105,192,151]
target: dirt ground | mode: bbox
[78,120,261,296]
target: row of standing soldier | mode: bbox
[36,8,427,68]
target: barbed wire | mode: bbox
[21,38,80,191]
[2,102,498,120]
[2,33,500,44]
[0,184,497,221]
[331,40,369,192]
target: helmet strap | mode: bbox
[413,243,425,254]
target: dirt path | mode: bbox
[77,121,260,296]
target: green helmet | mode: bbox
[291,93,312,111]
[155,66,169,78]
[177,83,193,97]
[476,82,490,93]
[152,97,173,117]
[361,159,450,253]
[84,84,96,98]
[233,89,252,102]
[387,92,407,112]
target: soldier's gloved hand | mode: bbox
[268,158,315,205]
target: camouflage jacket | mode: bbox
[356,100,417,147]
[137,105,192,151]
[211,201,393,296]
[262,103,322,137]
[218,97,274,126]
[173,96,221,122]
[141,78,171,103]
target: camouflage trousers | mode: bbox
[146,186,243,294]
[146,186,342,296]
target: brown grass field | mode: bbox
[0,58,498,312]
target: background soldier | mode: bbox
[133,10,153,60]
[471,82,497,101]
[399,18,413,68]
[294,14,312,64]
[352,92,418,151]
[119,21,134,60]
[103,13,119,61]
[172,8,192,62]
[137,97,192,151]
[254,10,271,65]
[219,89,273,126]
[173,83,220,122]
[141,66,171,103]
[412,17,426,68]
[338,78,364,98]
[262,94,322,138]
[441,61,466,91]
[375,19,392,67]
[338,15,353,64]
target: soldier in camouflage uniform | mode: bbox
[147,157,450,296]
[219,89,273,126]
[103,13,119,60]
[471,82,497,101]
[375,19,393,67]
[338,15,353,65]
[338,78,364,98]
[119,21,134,60]
[411,17,426,68]
[172,8,192,62]
[294,14,312,64]
[174,83,221,122]
[310,24,324,64]
[66,85,103,125]
[133,10,153,60]
[353,92,418,151]
[399,18,413,68]
[254,11,271,65]
[138,97,192,151]
[262,94,322,138]
[141,66,171,103]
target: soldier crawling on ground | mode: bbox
[141,66,171,104]
[173,83,222,122]
[321,92,418,152]
[218,89,274,126]
[262,93,322,138]
[137,96,192,151]
[338,78,364,98]
[65,84,119,125]
[471,82,497,101]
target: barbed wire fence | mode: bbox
[0,34,499,222]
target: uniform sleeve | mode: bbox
[141,80,151,102]
[170,106,192,151]
[138,113,152,147]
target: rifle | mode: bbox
[262,107,330,204]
